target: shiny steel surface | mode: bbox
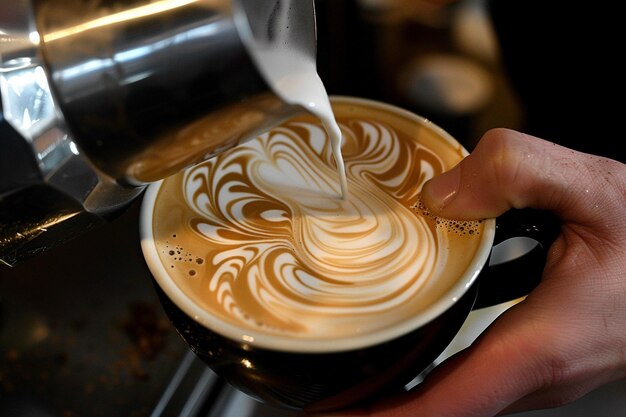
[0,0,316,265]
[0,0,144,266]
[34,0,315,184]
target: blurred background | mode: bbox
[316,0,520,151]
[1,0,623,416]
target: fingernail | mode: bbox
[423,167,461,212]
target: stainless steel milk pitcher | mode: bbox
[0,0,316,266]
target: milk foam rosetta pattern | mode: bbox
[178,118,456,337]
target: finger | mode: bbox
[421,128,623,224]
[378,305,549,417]
[320,302,552,417]
[498,384,585,416]
[498,380,593,416]
[498,359,623,416]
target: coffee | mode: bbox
[150,98,484,349]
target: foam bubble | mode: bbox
[410,195,482,237]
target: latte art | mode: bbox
[153,101,484,340]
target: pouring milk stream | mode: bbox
[243,0,349,199]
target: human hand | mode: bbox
[319,128,626,416]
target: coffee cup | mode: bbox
[140,96,558,411]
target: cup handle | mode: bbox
[473,208,561,309]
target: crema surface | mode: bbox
[152,101,484,340]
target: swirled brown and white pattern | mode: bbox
[153,101,484,339]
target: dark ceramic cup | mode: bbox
[140,97,558,412]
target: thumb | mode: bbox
[421,128,573,220]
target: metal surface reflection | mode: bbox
[1,0,316,265]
